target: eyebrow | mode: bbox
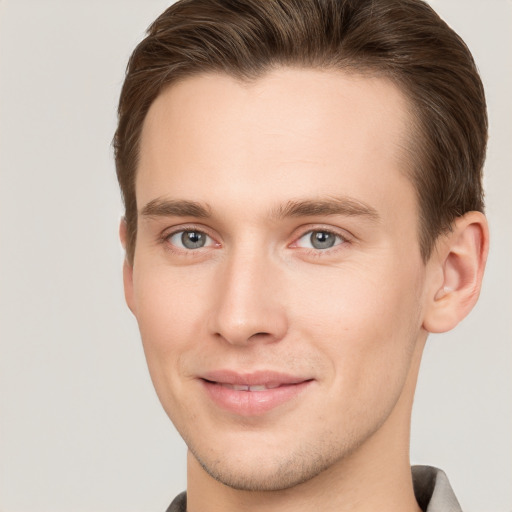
[140,198,211,218]
[271,196,380,221]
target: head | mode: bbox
[114,0,488,494]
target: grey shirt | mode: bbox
[166,465,462,512]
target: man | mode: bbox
[114,1,488,511]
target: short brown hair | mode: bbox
[114,0,487,263]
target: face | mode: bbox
[125,68,430,491]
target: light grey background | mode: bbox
[0,1,510,511]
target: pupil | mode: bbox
[182,231,205,249]
[311,231,335,249]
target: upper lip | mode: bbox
[200,370,311,387]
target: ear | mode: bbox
[422,211,489,333]
[119,218,136,315]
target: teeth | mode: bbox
[232,384,249,391]
[220,383,280,391]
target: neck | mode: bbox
[186,339,425,512]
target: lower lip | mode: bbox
[201,380,313,416]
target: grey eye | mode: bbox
[295,230,344,250]
[181,231,206,249]
[169,230,212,249]
[310,231,337,249]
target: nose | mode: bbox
[208,249,288,346]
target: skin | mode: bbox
[121,68,488,512]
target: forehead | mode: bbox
[137,67,416,222]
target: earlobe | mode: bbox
[119,218,136,315]
[422,211,489,333]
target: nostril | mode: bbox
[249,332,271,340]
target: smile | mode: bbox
[199,371,314,416]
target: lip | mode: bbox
[199,370,314,416]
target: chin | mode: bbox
[189,440,346,492]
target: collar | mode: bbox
[412,465,462,512]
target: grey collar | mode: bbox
[412,465,462,512]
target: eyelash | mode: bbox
[292,228,348,253]
[161,225,219,256]
[160,225,351,256]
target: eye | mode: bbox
[168,230,215,250]
[295,230,345,250]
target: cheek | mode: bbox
[293,261,424,382]
[296,271,424,433]
[131,266,207,382]
[130,266,212,423]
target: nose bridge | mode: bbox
[209,242,287,345]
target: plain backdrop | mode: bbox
[0,1,510,511]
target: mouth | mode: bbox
[199,371,314,416]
